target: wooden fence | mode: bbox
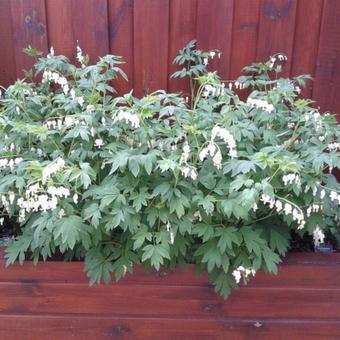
[0,250,340,339]
[0,0,340,118]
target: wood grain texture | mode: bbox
[9,0,48,79]
[0,315,339,340]
[230,0,261,79]
[0,315,340,340]
[313,0,340,119]
[196,0,234,80]
[257,0,298,76]
[108,0,134,95]
[133,0,170,97]
[0,0,16,87]
[0,251,340,338]
[167,0,197,95]
[291,0,324,98]
[45,0,109,64]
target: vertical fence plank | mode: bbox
[0,0,16,87]
[108,0,134,95]
[291,0,324,98]
[313,1,340,118]
[134,0,170,97]
[10,0,48,79]
[168,0,197,95]
[230,0,261,79]
[196,0,234,80]
[45,0,109,64]
[257,0,298,76]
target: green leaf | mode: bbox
[129,157,140,177]
[216,227,240,253]
[193,223,215,242]
[54,215,87,249]
[142,244,170,270]
[82,202,102,227]
[132,225,153,250]
[85,248,114,285]
[199,173,216,190]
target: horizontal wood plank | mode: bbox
[0,315,339,340]
[1,282,340,319]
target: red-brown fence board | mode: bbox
[0,251,339,339]
[230,0,261,79]
[0,0,340,117]
[257,0,298,77]
[196,0,234,81]
[133,0,170,97]
[167,0,197,95]
[0,1,16,88]
[313,0,340,116]
[108,0,134,94]
[9,0,48,79]
[290,0,324,98]
[45,0,109,65]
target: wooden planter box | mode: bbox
[0,250,339,339]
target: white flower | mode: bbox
[209,51,216,58]
[42,158,65,182]
[328,142,340,151]
[203,58,208,66]
[232,269,242,284]
[211,126,237,159]
[320,189,326,200]
[77,97,84,107]
[73,193,79,204]
[70,89,76,99]
[313,226,325,247]
[0,217,4,226]
[181,143,190,163]
[212,150,222,169]
[76,44,86,67]
[59,209,65,218]
[87,105,95,113]
[49,46,55,56]
[113,110,140,129]
[247,97,275,113]
[95,139,104,148]
[232,266,256,284]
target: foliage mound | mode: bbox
[0,41,339,297]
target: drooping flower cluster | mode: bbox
[42,69,70,95]
[42,158,65,183]
[282,173,301,187]
[260,194,306,229]
[304,111,323,130]
[232,266,256,284]
[211,126,237,158]
[180,143,197,180]
[16,183,70,222]
[203,50,221,66]
[199,126,237,169]
[247,97,275,113]
[0,158,23,170]
[44,116,80,130]
[76,44,86,68]
[113,110,140,129]
[202,83,225,97]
